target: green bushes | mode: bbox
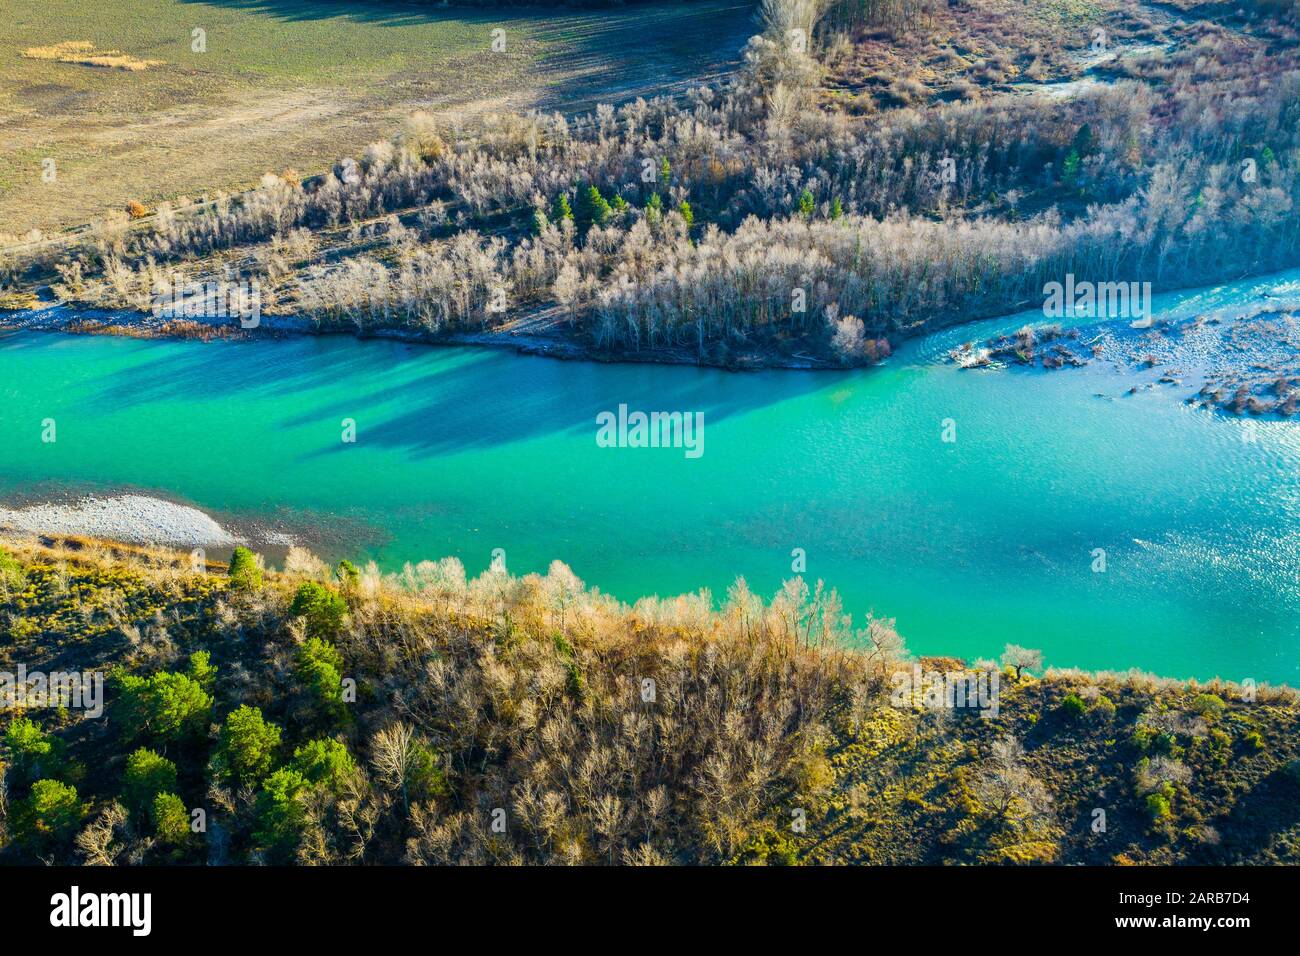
[1090,695,1117,722]
[798,187,815,219]
[295,637,347,724]
[3,716,64,786]
[552,632,586,699]
[227,546,263,590]
[336,559,360,586]
[122,748,177,815]
[12,779,83,849]
[1060,693,1086,719]
[113,667,213,743]
[551,193,573,225]
[291,738,356,794]
[1190,694,1226,718]
[290,581,347,639]
[189,650,216,693]
[213,705,282,786]
[253,768,309,861]
[251,740,358,860]
[1131,724,1177,756]
[151,792,191,845]
[1145,786,1174,823]
[0,546,25,592]
[577,185,612,230]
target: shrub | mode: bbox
[213,705,282,786]
[336,559,360,591]
[645,191,663,222]
[227,547,263,590]
[151,792,191,845]
[578,185,612,230]
[552,632,586,699]
[798,188,815,219]
[1131,725,1176,756]
[188,650,216,693]
[1244,731,1265,752]
[1090,695,1117,722]
[795,751,835,797]
[1190,694,1226,718]
[3,717,63,785]
[0,547,26,591]
[290,581,347,640]
[123,748,177,815]
[551,193,573,224]
[1060,693,1086,719]
[291,738,356,793]
[253,768,308,861]
[1145,788,1173,822]
[295,637,347,724]
[113,669,213,743]
[408,742,450,804]
[1135,756,1191,796]
[13,779,83,849]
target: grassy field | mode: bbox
[0,0,755,234]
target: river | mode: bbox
[2,270,1299,683]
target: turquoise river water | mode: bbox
[2,271,1299,683]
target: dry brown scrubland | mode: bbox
[1,534,1297,865]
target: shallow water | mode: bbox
[2,270,1299,683]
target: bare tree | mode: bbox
[1001,644,1044,681]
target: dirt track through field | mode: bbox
[0,1,756,235]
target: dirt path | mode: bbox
[0,2,756,236]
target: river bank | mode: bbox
[0,493,241,547]
[0,298,853,371]
[4,531,1296,869]
[949,283,1300,417]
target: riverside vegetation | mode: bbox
[1,535,1297,865]
[4,0,1300,367]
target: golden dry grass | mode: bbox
[23,40,163,72]
[0,0,755,235]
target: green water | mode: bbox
[2,272,1299,683]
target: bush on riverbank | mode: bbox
[0,534,1296,865]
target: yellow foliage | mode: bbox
[23,41,163,71]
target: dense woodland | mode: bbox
[0,536,1297,865]
[4,0,1299,364]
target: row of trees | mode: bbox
[14,0,1300,364]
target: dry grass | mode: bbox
[23,40,163,72]
[819,0,1172,110]
[0,0,756,235]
